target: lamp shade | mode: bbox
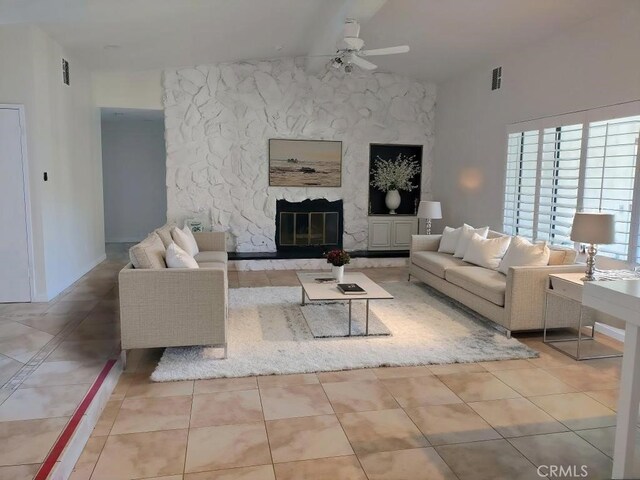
[417,201,442,219]
[570,212,615,244]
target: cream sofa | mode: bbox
[408,231,583,336]
[119,224,228,366]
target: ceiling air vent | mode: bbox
[491,66,502,91]
[491,67,502,90]
[62,59,70,86]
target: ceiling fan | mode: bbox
[314,19,410,73]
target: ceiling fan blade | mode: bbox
[360,45,410,56]
[350,55,377,70]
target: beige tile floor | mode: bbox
[0,255,630,480]
[0,259,122,479]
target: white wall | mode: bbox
[0,25,105,301]
[433,5,640,232]
[102,117,167,242]
[93,70,163,110]
[164,58,436,251]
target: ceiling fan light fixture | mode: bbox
[331,57,343,69]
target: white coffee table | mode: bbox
[296,272,394,336]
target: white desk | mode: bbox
[583,280,640,479]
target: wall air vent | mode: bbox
[491,66,502,91]
[62,59,70,86]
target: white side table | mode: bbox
[544,273,622,361]
[583,280,640,479]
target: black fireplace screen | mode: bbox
[275,199,343,253]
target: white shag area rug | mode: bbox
[151,282,538,381]
[301,301,391,337]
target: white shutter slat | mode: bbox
[503,130,539,236]
[536,124,583,246]
[583,115,640,261]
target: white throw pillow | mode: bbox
[438,226,463,254]
[171,225,199,257]
[463,233,512,270]
[453,224,489,258]
[165,243,199,269]
[498,236,551,275]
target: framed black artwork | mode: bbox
[368,143,422,216]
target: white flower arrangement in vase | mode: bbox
[370,154,420,214]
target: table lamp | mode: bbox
[570,212,616,281]
[417,201,442,235]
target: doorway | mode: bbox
[101,108,166,258]
[0,105,33,303]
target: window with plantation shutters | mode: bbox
[503,102,640,265]
[536,124,583,246]
[583,115,640,261]
[503,130,538,238]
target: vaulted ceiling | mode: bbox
[0,0,630,82]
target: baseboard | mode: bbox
[40,253,108,302]
[595,322,625,342]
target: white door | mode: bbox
[0,107,32,302]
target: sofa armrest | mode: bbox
[118,264,227,349]
[504,264,585,331]
[193,231,227,252]
[411,234,441,253]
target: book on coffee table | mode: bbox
[337,283,366,295]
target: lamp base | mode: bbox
[582,243,598,282]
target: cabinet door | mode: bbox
[392,220,417,248]
[369,220,392,249]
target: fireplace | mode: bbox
[275,199,343,254]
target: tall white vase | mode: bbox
[332,265,344,282]
[385,189,401,214]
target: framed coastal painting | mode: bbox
[269,139,342,187]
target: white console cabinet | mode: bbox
[368,216,418,251]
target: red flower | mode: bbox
[326,249,351,267]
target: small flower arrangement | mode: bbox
[326,249,351,267]
[370,153,420,192]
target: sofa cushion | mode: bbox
[463,233,511,270]
[445,266,507,306]
[548,247,577,265]
[412,251,470,279]
[498,236,550,275]
[155,224,175,248]
[194,251,228,264]
[197,261,227,270]
[166,243,199,269]
[453,224,490,258]
[438,226,464,254]
[129,233,166,269]
[172,225,200,257]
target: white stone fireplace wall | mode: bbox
[163,58,436,251]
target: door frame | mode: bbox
[1,104,35,302]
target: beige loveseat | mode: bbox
[408,231,583,336]
[119,224,228,365]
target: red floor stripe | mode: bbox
[35,358,117,480]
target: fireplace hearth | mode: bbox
[275,199,343,254]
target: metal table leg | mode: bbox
[348,300,352,336]
[366,299,370,335]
